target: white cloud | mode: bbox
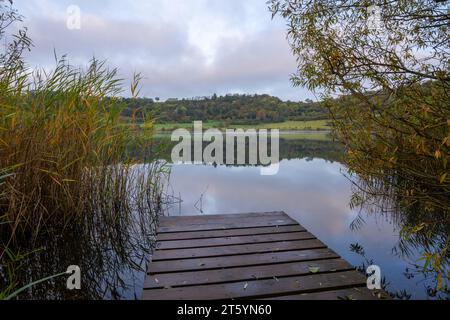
[14,0,314,101]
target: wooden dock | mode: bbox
[142,211,387,300]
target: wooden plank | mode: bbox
[158,214,297,233]
[152,239,326,261]
[262,287,383,300]
[156,232,315,250]
[144,258,352,289]
[142,270,367,300]
[148,248,339,274]
[143,212,389,300]
[159,212,288,226]
[158,220,296,233]
[156,225,305,241]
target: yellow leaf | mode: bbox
[440,173,447,184]
[437,274,443,290]
[413,223,426,233]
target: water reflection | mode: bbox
[163,133,440,299]
[10,225,150,300]
[2,133,444,299]
[143,133,344,164]
[1,162,167,300]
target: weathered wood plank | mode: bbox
[142,270,367,300]
[159,212,288,226]
[158,213,297,233]
[148,248,339,274]
[261,287,382,300]
[156,232,315,250]
[144,258,352,289]
[152,239,326,261]
[158,221,297,233]
[156,225,305,241]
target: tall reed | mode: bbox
[1,56,158,238]
[0,2,169,299]
[0,56,169,298]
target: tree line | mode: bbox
[120,94,329,123]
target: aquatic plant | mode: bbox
[0,1,169,299]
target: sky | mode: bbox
[13,0,315,101]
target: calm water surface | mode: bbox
[9,133,437,299]
[161,134,433,299]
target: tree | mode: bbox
[270,0,449,292]
[269,0,449,92]
[0,0,32,81]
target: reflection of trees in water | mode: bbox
[278,138,343,163]
[349,175,450,300]
[1,163,169,300]
[132,136,344,164]
[349,243,397,300]
[17,221,151,299]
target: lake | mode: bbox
[7,132,439,300]
[159,131,436,299]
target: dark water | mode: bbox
[161,132,437,300]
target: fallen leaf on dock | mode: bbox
[308,266,320,273]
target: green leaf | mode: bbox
[5,271,67,300]
[308,266,320,273]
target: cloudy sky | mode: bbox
[14,0,315,101]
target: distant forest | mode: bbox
[120,94,329,123]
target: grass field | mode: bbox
[278,131,332,141]
[155,121,223,131]
[153,120,331,132]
